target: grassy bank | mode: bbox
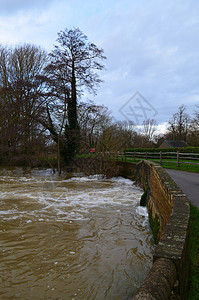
[188,204,199,299]
[118,156,199,173]
[160,161,199,173]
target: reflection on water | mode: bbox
[0,168,154,299]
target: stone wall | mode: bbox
[118,160,190,299]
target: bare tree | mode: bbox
[167,105,190,141]
[0,44,47,163]
[142,118,157,141]
[98,120,135,152]
[187,105,199,146]
[44,27,106,161]
[193,104,199,126]
[77,101,111,153]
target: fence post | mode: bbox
[177,151,180,167]
[124,150,126,162]
[160,151,162,166]
[134,152,136,162]
[145,152,148,160]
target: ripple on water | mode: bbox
[0,168,154,299]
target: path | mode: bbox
[165,169,199,209]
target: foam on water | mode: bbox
[136,206,148,217]
[0,168,154,300]
[0,169,147,224]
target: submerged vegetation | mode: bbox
[140,189,148,207]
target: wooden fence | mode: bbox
[117,151,199,167]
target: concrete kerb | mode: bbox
[117,160,190,299]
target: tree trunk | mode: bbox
[64,59,80,161]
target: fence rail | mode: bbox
[117,150,199,167]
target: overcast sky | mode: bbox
[1,0,199,132]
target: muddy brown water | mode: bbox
[0,168,154,300]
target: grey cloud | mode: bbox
[0,0,199,125]
[83,0,199,124]
[0,0,55,15]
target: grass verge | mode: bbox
[119,157,199,173]
[188,204,199,299]
[160,162,199,173]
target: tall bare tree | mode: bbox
[0,44,47,162]
[45,27,106,161]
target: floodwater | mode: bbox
[0,168,154,300]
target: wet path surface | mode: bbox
[165,169,199,209]
[0,168,154,300]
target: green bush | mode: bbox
[149,209,160,244]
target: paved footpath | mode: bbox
[165,169,199,209]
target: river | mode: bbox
[0,168,154,300]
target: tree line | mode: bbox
[0,28,140,170]
[0,27,198,171]
[0,28,107,170]
[0,28,158,168]
[163,104,199,146]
